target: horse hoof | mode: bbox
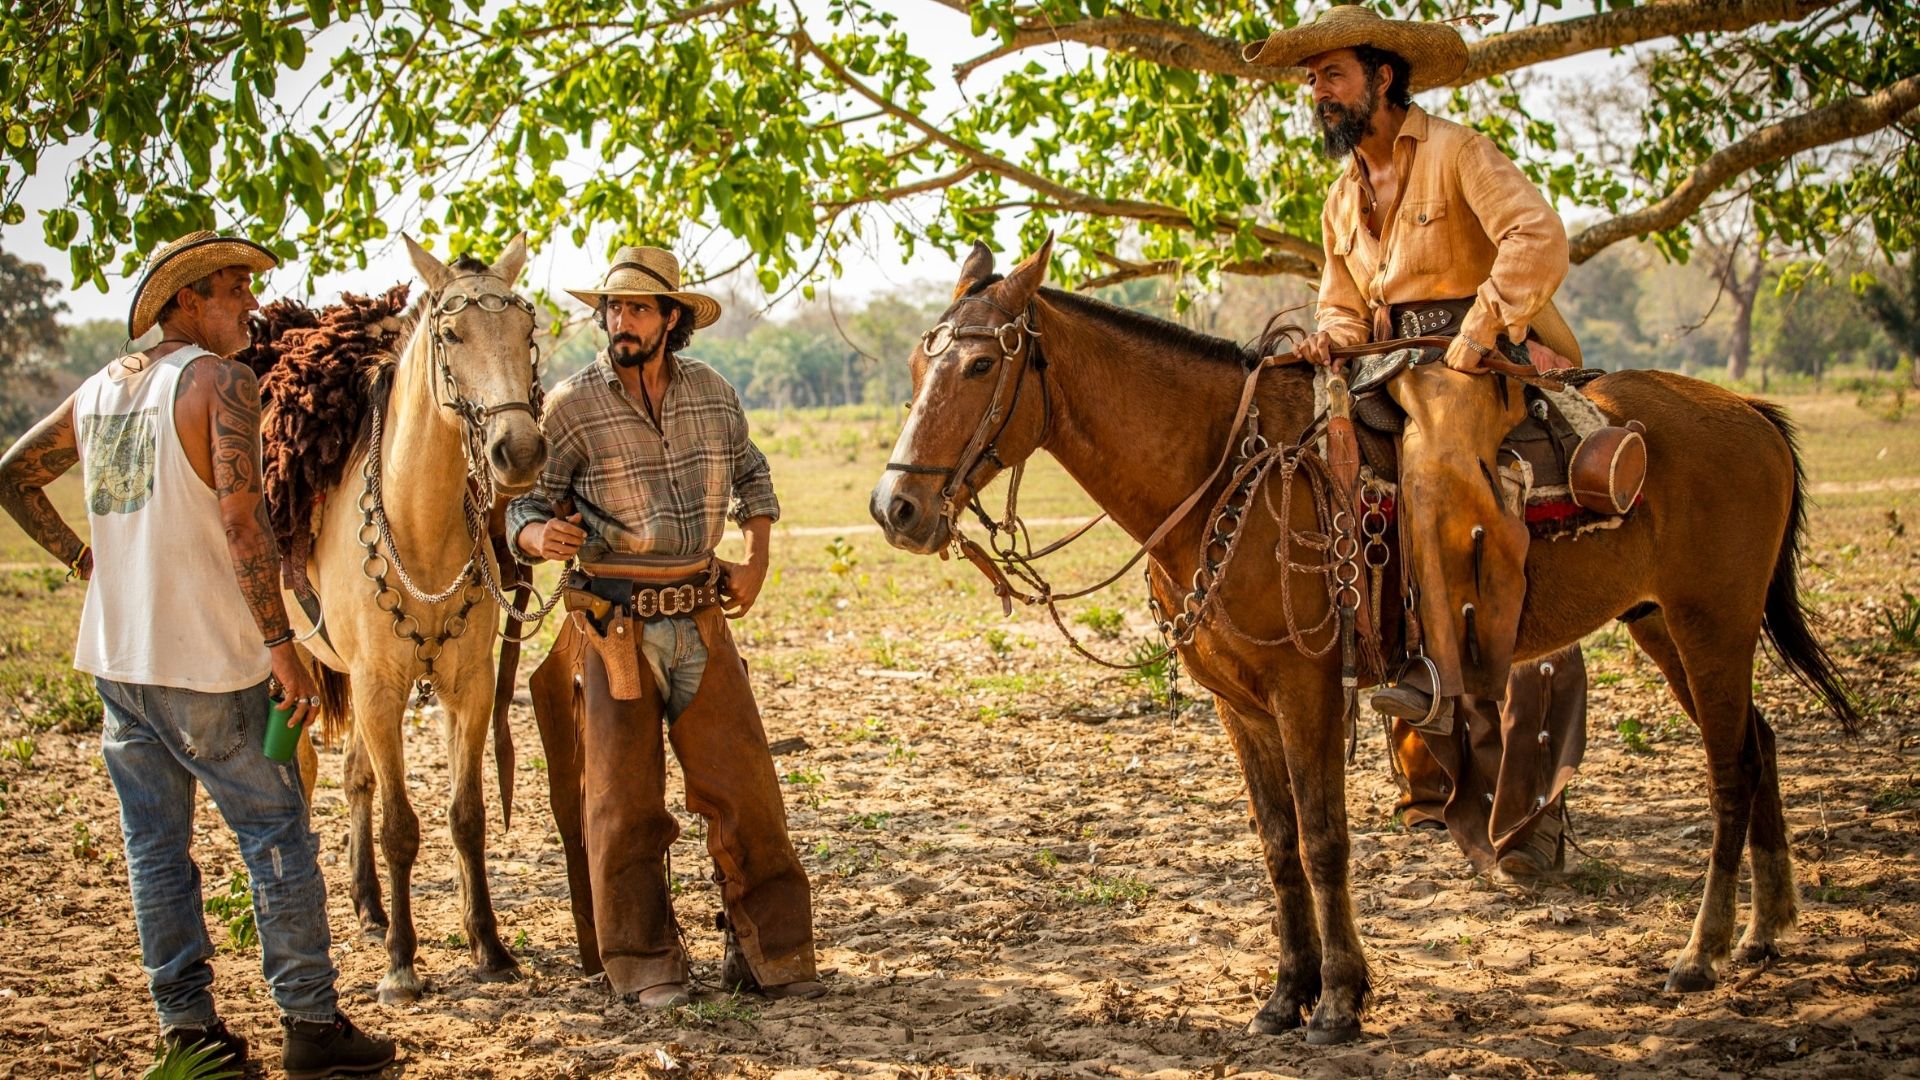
[1245,1005,1304,1036]
[377,970,425,1004]
[1732,940,1779,965]
[473,962,523,983]
[1664,965,1717,993]
[359,922,389,944]
[1304,1019,1361,1046]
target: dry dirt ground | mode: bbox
[0,394,1916,1079]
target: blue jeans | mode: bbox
[96,677,338,1029]
[640,615,708,721]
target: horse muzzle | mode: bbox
[869,472,950,555]
[486,417,548,494]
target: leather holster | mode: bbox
[568,608,644,701]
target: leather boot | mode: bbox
[1495,803,1566,883]
[1371,659,1454,735]
[280,1012,396,1080]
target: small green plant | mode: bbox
[885,736,918,765]
[513,929,531,951]
[866,636,905,669]
[203,870,257,952]
[22,672,102,733]
[1064,874,1152,906]
[824,537,860,587]
[71,819,98,862]
[984,628,1013,656]
[143,1038,244,1080]
[783,768,826,808]
[1122,640,1171,704]
[1035,848,1060,872]
[0,737,36,767]
[1073,605,1126,639]
[1868,778,1919,812]
[444,930,467,948]
[848,811,892,830]
[1879,590,1920,650]
[1614,718,1655,755]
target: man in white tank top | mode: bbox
[0,232,394,1079]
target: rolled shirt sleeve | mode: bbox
[504,415,581,565]
[726,392,780,526]
[1454,132,1569,350]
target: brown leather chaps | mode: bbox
[528,608,817,994]
[1390,644,1587,871]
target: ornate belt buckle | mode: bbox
[635,588,660,618]
[659,584,697,616]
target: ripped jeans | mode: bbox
[96,677,338,1030]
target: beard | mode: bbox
[1317,77,1380,158]
[608,327,666,369]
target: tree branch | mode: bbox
[1077,250,1317,290]
[933,0,1846,88]
[1569,73,1920,263]
[799,27,1321,264]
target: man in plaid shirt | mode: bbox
[513,246,823,1008]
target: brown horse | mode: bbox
[869,239,1857,1044]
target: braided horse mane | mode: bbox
[236,284,419,597]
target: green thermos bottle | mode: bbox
[263,690,303,762]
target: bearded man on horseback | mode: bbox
[1248,7,1588,880]
[510,246,825,1007]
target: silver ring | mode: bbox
[303,696,320,706]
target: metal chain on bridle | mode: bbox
[886,300,1347,677]
[357,278,565,693]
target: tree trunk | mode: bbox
[1725,274,1760,382]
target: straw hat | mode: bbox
[566,245,722,329]
[127,230,279,339]
[1242,6,1469,94]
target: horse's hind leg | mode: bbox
[442,669,518,979]
[1633,609,1763,992]
[354,681,424,1003]
[1734,708,1796,964]
[343,731,388,940]
[1217,699,1320,1035]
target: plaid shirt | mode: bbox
[506,353,779,564]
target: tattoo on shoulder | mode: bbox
[207,360,265,500]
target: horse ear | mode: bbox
[404,234,453,293]
[493,232,529,288]
[952,240,996,300]
[1001,232,1056,302]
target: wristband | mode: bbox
[1459,333,1492,357]
[263,629,295,649]
[66,543,90,579]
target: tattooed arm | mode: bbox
[0,397,90,578]
[177,356,317,712]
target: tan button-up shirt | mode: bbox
[1315,105,1581,363]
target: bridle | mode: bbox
[883,294,1050,530]
[356,274,563,695]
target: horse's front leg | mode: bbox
[1216,696,1321,1035]
[353,676,425,1003]
[441,642,519,980]
[1273,664,1370,1044]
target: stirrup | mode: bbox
[1370,655,1447,734]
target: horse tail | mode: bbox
[313,664,354,748]
[1750,398,1862,733]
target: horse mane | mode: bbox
[962,275,1275,370]
[237,285,417,595]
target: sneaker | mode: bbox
[280,1012,396,1079]
[160,1019,247,1069]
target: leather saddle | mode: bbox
[1338,348,1643,519]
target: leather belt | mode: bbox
[567,566,724,620]
[1387,298,1475,340]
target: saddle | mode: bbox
[1336,347,1646,530]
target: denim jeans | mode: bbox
[96,677,338,1030]
[640,615,708,722]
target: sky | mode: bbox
[3,1,1628,331]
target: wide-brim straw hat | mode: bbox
[567,245,722,329]
[1242,6,1469,94]
[127,230,279,339]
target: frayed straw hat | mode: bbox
[1242,6,1469,93]
[566,246,722,329]
[127,230,279,339]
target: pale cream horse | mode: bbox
[289,236,546,1002]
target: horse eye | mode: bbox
[968,357,994,376]
[441,327,462,344]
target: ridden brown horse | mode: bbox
[869,239,1857,1043]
